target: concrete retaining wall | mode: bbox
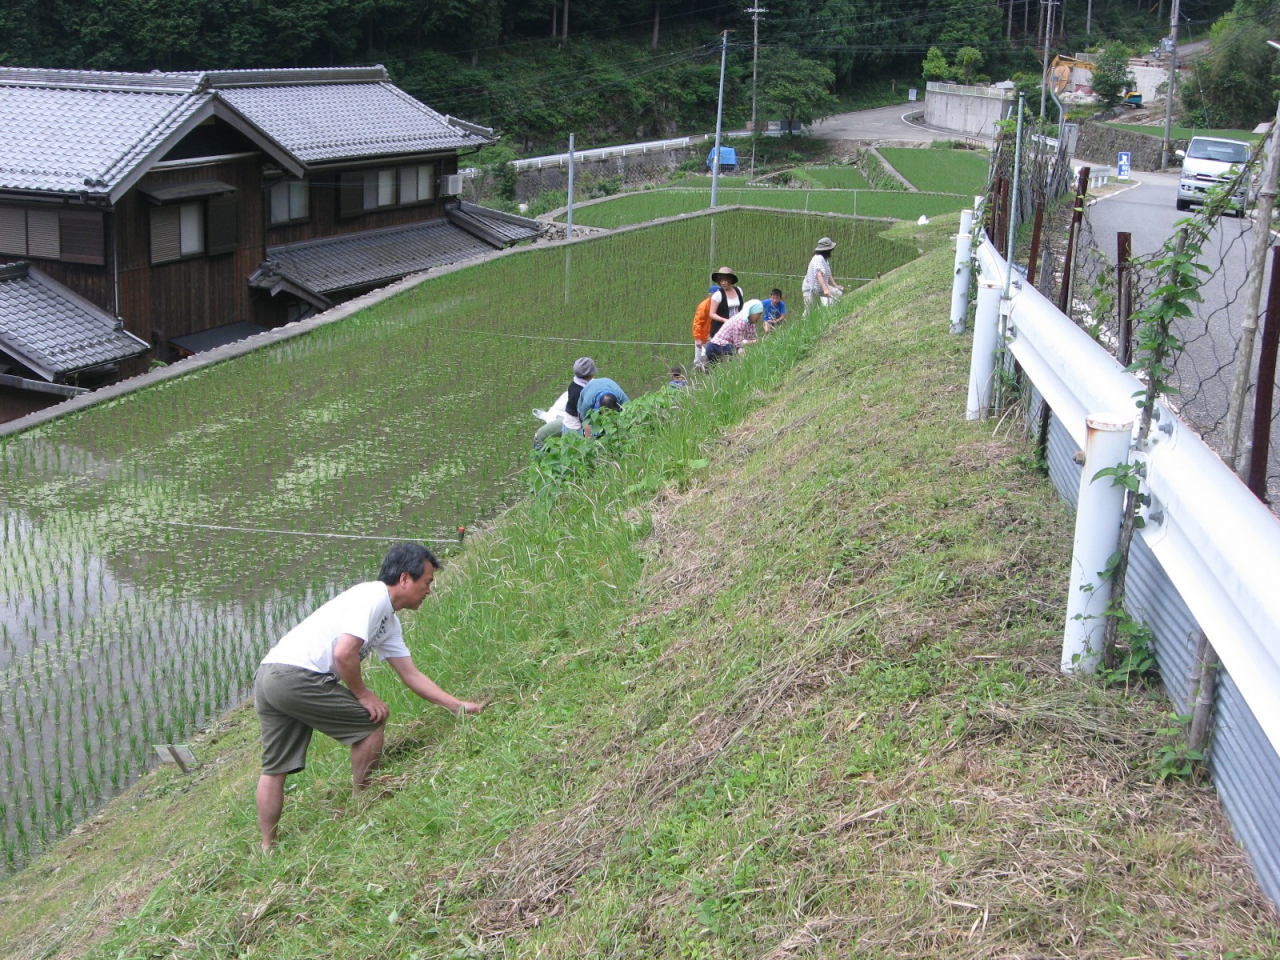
[1076,120,1186,171]
[512,146,700,201]
[924,82,1015,138]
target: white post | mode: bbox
[566,133,575,240]
[966,276,1002,419]
[950,208,975,334]
[1062,413,1134,674]
[711,30,728,208]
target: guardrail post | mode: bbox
[1062,413,1134,674]
[950,209,975,334]
[966,275,1003,420]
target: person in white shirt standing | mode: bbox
[253,542,483,851]
[802,236,844,315]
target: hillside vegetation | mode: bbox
[2,216,1277,959]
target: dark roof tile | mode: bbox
[0,263,149,379]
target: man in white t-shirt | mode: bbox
[253,542,483,851]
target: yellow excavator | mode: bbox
[1049,54,1142,107]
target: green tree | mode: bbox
[1180,0,1280,129]
[955,46,983,84]
[759,48,838,134]
[922,47,952,82]
[1090,44,1136,108]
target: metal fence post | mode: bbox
[1247,244,1280,500]
[1026,203,1045,287]
[1117,231,1133,366]
[950,208,975,334]
[966,276,1003,420]
[566,132,575,240]
[1062,413,1134,673]
[1057,166,1091,315]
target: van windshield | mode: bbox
[1187,140,1248,163]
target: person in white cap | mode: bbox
[561,357,595,434]
[706,299,764,363]
[802,237,843,315]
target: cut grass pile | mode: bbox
[564,188,973,228]
[3,216,1277,959]
[879,146,991,195]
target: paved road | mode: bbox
[812,102,949,142]
[1086,171,1278,499]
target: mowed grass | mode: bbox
[794,165,872,189]
[2,215,1277,959]
[879,145,991,195]
[565,188,973,227]
[1105,122,1261,143]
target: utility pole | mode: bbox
[1161,0,1181,170]
[746,5,767,133]
[711,29,729,208]
[1040,0,1058,119]
[1086,0,1093,35]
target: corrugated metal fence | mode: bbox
[984,242,1280,907]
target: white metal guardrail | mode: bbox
[974,238,1280,758]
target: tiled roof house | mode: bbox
[0,66,542,417]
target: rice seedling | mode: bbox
[0,209,919,871]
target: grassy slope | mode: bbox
[565,190,972,228]
[3,218,1278,959]
[878,147,991,195]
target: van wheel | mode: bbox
[1176,198,1190,211]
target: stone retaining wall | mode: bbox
[1076,120,1186,171]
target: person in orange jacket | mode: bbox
[692,289,715,370]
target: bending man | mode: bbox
[253,542,483,850]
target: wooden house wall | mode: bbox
[266,153,460,247]
[116,156,267,346]
[28,228,116,316]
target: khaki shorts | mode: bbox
[254,664,382,775]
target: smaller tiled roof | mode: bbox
[263,219,496,296]
[0,262,149,380]
[169,320,268,355]
[448,202,545,246]
[215,72,494,165]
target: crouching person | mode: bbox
[705,298,763,363]
[253,542,484,851]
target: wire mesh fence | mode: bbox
[990,122,1280,507]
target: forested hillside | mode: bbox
[0,1,1220,150]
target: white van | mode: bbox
[1176,136,1252,216]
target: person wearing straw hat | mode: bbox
[709,266,745,339]
[253,542,484,851]
[802,238,843,315]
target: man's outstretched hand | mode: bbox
[458,699,488,715]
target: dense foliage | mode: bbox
[1180,0,1280,129]
[1,2,1199,151]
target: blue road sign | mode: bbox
[1118,151,1131,180]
